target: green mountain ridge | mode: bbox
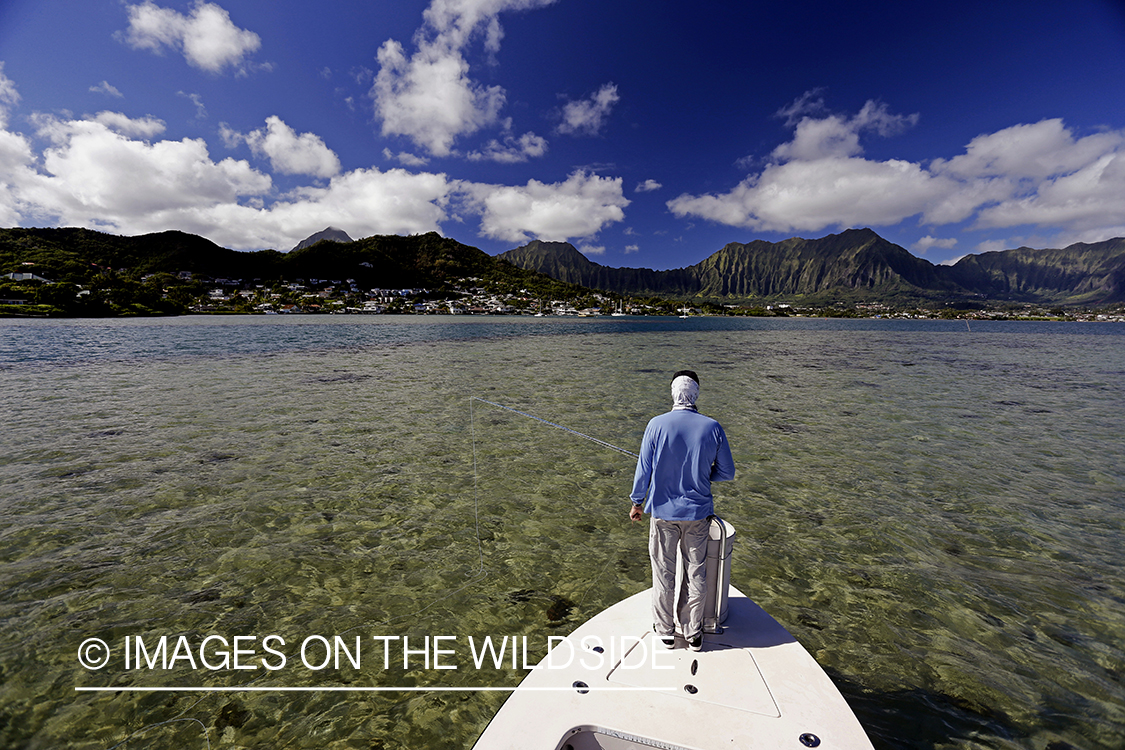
[4,226,1124,311]
[0,227,594,316]
[500,229,1125,306]
[944,240,1125,303]
[0,227,506,288]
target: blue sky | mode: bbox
[1,0,1124,269]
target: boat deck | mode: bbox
[472,586,874,750]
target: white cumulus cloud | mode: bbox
[0,64,632,252]
[373,38,505,157]
[90,81,124,99]
[371,0,556,157]
[466,131,547,163]
[0,63,20,129]
[382,148,431,167]
[975,152,1125,232]
[772,100,918,161]
[635,179,662,193]
[931,119,1123,180]
[668,94,1125,246]
[27,113,271,222]
[122,1,262,75]
[0,130,35,226]
[461,170,629,243]
[225,116,341,178]
[912,235,958,254]
[558,83,619,137]
[89,112,166,139]
[228,168,454,249]
[669,155,951,233]
[0,107,455,249]
[177,91,208,120]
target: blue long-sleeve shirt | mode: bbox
[630,408,736,520]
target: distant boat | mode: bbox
[611,300,627,316]
[679,306,690,318]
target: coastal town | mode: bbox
[4,268,1124,321]
[180,274,1125,321]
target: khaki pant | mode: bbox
[649,517,709,639]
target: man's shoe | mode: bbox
[687,633,703,652]
[654,624,675,649]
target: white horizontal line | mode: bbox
[75,686,676,693]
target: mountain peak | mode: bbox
[518,239,587,257]
[498,228,1125,304]
[291,227,354,252]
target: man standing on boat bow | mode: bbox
[629,370,736,651]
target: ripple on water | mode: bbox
[0,318,1122,749]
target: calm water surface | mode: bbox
[1,316,1122,750]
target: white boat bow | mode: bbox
[472,548,874,750]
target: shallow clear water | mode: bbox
[1,316,1122,749]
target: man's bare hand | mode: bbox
[629,504,644,523]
